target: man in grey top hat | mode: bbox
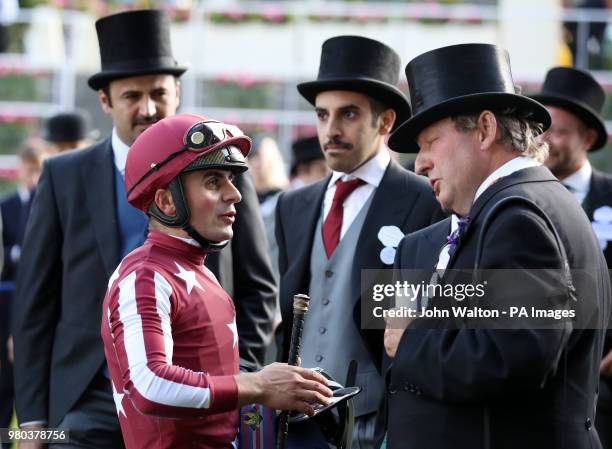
[12,9,275,449]
[382,43,610,449]
[275,35,442,449]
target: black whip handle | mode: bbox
[277,294,310,449]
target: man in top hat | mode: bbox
[289,136,329,190]
[12,9,275,449]
[275,35,442,449]
[532,66,612,448]
[381,43,610,449]
[43,110,94,153]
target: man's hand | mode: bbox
[601,349,612,376]
[17,424,47,449]
[236,363,332,416]
[384,328,405,358]
[384,311,413,358]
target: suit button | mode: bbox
[389,385,397,395]
[319,327,326,334]
[585,418,592,430]
[325,270,334,278]
[322,298,330,306]
[315,355,323,362]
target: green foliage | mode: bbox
[0,178,17,197]
[0,122,33,155]
[205,81,282,109]
[0,74,51,102]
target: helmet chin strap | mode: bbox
[149,177,229,253]
[183,223,228,253]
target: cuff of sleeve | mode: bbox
[19,420,47,428]
[210,375,239,412]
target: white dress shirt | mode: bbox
[322,148,390,239]
[560,160,592,205]
[112,128,130,178]
[17,186,31,205]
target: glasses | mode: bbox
[127,120,242,197]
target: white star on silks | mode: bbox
[227,319,238,348]
[112,382,126,418]
[174,262,204,295]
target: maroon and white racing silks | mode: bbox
[101,230,240,449]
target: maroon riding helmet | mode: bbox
[125,113,251,251]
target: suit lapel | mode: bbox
[293,178,328,280]
[280,177,328,321]
[583,170,605,219]
[448,166,557,270]
[82,139,121,276]
[354,162,422,271]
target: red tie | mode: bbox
[322,178,365,258]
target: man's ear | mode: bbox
[154,188,177,216]
[175,79,181,109]
[584,128,598,151]
[477,110,498,150]
[378,108,397,135]
[98,89,112,114]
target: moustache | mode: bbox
[324,139,352,150]
[132,116,159,127]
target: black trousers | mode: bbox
[50,375,125,449]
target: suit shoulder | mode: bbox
[404,216,451,243]
[592,169,612,192]
[277,178,327,207]
[386,163,436,202]
[0,191,20,208]
[44,139,110,171]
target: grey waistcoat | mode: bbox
[302,193,382,417]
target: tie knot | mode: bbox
[333,178,365,204]
[447,217,469,247]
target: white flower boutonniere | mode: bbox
[377,225,404,265]
[591,206,612,250]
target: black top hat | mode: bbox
[44,111,90,142]
[88,10,187,90]
[388,43,551,153]
[297,35,411,130]
[291,136,324,173]
[531,67,607,151]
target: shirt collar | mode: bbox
[112,128,130,177]
[474,156,541,203]
[561,160,592,195]
[17,186,31,204]
[168,233,201,247]
[327,147,390,189]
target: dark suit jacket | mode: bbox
[582,169,612,448]
[386,166,610,449]
[12,138,275,426]
[1,191,31,283]
[275,160,442,372]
